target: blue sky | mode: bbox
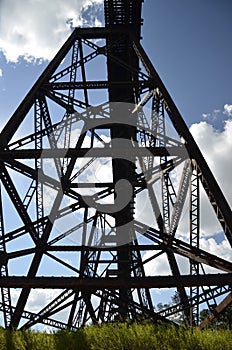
[142,0,232,129]
[0,0,231,326]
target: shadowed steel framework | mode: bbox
[0,0,231,330]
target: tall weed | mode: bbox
[0,322,231,350]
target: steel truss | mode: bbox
[0,0,231,330]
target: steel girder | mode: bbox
[0,0,231,330]
[0,274,231,289]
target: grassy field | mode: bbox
[0,322,231,350]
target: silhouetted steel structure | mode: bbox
[0,0,231,330]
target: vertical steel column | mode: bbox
[151,90,192,325]
[189,160,200,326]
[0,185,12,327]
[34,99,44,237]
[152,91,170,232]
[105,0,142,319]
[62,39,79,174]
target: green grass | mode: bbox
[0,322,231,350]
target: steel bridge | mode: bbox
[0,0,231,330]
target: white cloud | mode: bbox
[200,237,232,263]
[202,105,232,122]
[0,68,2,77]
[143,251,171,276]
[0,0,103,63]
[190,120,232,206]
[223,104,232,117]
[25,289,61,313]
[188,119,232,237]
[201,109,221,122]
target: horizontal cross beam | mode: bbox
[43,80,152,90]
[0,146,186,159]
[0,274,231,289]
